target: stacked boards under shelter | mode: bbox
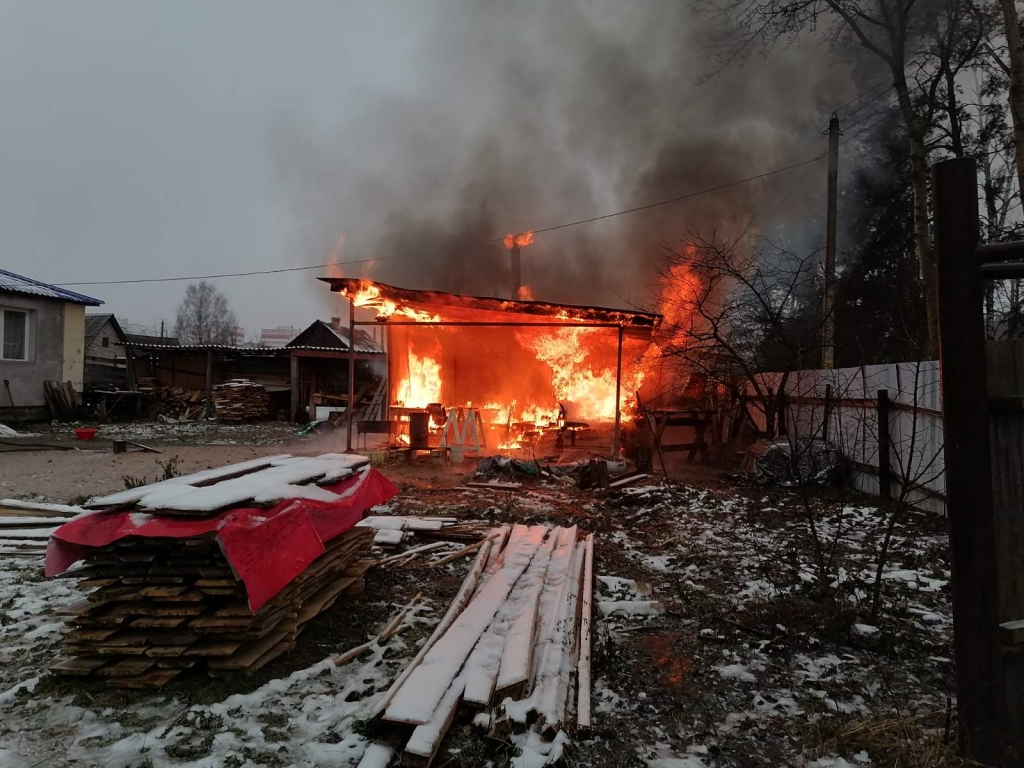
[45,453,397,688]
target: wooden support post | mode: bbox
[204,349,214,419]
[385,322,393,424]
[821,384,832,442]
[308,368,317,424]
[876,389,891,500]
[125,347,136,392]
[290,354,299,424]
[346,298,356,452]
[932,156,1007,765]
[612,325,624,456]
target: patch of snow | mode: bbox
[852,623,879,636]
[716,663,756,682]
[598,600,664,617]
[510,730,569,768]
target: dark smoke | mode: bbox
[271,1,858,312]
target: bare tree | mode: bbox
[993,0,1024,198]
[703,0,993,355]
[173,281,238,345]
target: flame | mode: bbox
[341,280,441,323]
[517,285,534,301]
[503,231,534,249]
[395,347,442,408]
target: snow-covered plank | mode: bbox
[250,483,342,504]
[0,517,72,527]
[383,524,550,725]
[357,516,448,532]
[0,499,85,517]
[356,744,394,768]
[403,673,467,764]
[85,455,293,508]
[495,529,558,694]
[373,529,406,546]
[577,533,595,728]
[138,456,363,512]
[367,535,495,719]
[538,541,586,733]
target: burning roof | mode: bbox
[319,278,661,332]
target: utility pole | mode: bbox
[821,113,840,369]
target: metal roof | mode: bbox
[284,319,384,354]
[321,322,384,354]
[0,269,103,306]
[118,342,384,356]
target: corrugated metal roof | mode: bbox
[119,341,386,356]
[0,269,103,306]
[322,322,384,354]
[85,314,114,346]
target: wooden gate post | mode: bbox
[932,157,1007,764]
[876,389,891,501]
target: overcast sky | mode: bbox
[0,2,855,336]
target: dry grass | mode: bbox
[810,709,973,768]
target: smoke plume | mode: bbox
[271,1,858,312]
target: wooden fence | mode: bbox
[742,361,946,514]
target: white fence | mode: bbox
[743,361,946,514]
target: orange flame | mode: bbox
[503,231,534,249]
[341,280,441,323]
[396,347,442,407]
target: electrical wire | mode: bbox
[54,257,389,287]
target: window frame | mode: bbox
[0,308,31,362]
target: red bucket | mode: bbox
[74,427,98,441]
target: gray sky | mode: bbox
[0,1,853,335]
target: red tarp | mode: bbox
[45,466,398,611]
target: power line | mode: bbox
[835,79,892,118]
[54,257,388,287]
[490,154,826,242]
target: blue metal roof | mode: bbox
[0,269,103,306]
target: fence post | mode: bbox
[876,389,891,500]
[822,384,832,442]
[932,157,1006,764]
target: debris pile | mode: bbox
[46,453,397,688]
[365,523,594,766]
[212,379,270,421]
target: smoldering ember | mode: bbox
[3,3,1024,768]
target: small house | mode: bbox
[0,269,103,419]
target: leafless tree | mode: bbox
[702,0,994,355]
[173,281,238,345]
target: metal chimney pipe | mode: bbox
[510,244,521,298]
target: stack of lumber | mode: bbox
[357,516,490,548]
[49,453,381,688]
[0,499,83,557]
[54,528,373,687]
[367,523,596,767]
[43,380,80,421]
[213,379,269,421]
[146,386,207,421]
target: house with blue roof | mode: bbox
[0,269,103,420]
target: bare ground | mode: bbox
[0,423,961,767]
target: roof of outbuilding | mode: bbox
[0,269,103,306]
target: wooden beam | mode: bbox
[932,156,1006,764]
[876,389,892,501]
[289,354,299,424]
[613,325,624,456]
[204,349,214,418]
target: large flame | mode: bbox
[395,348,442,407]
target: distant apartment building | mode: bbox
[229,326,247,346]
[259,325,299,348]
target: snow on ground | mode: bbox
[0,550,436,768]
[60,421,299,446]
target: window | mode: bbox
[2,310,28,361]
[102,336,109,348]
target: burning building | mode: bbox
[320,277,661,455]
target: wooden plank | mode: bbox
[51,657,110,676]
[97,658,155,677]
[205,628,292,670]
[108,669,181,688]
[183,641,242,657]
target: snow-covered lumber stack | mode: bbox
[212,379,269,421]
[357,516,491,548]
[47,454,390,688]
[372,523,595,767]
